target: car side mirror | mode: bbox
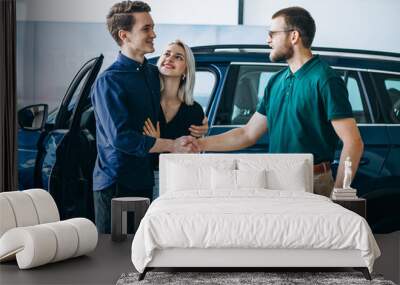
[18,104,49,131]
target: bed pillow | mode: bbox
[266,162,307,191]
[236,169,267,189]
[166,160,236,192]
[211,168,236,190]
[211,169,267,190]
[238,159,308,191]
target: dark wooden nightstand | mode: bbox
[332,197,366,218]
[111,197,150,242]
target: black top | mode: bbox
[159,101,204,139]
[153,101,204,170]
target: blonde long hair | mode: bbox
[157,40,195,105]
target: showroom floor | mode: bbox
[0,235,134,285]
[1,233,398,285]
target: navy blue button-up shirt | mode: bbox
[91,52,160,191]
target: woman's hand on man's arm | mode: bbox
[189,116,209,138]
[143,118,160,138]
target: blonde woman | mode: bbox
[143,40,208,197]
[143,40,208,140]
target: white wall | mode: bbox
[16,0,238,25]
[16,0,400,52]
[244,0,400,52]
[15,0,399,108]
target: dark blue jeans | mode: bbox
[93,183,152,234]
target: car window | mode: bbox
[384,77,400,123]
[231,69,277,125]
[66,71,91,115]
[55,57,100,129]
[371,72,400,123]
[215,64,283,125]
[193,70,216,112]
[337,70,369,123]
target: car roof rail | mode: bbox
[191,44,267,53]
[191,44,400,58]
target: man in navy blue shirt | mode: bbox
[91,1,195,233]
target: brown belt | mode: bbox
[313,161,331,175]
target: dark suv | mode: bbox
[17,45,400,233]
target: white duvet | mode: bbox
[131,190,380,273]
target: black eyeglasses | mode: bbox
[267,29,295,38]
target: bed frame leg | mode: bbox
[354,267,371,280]
[138,268,148,281]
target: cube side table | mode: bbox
[111,197,150,242]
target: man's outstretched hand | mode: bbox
[172,136,202,153]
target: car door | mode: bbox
[211,65,391,190]
[37,56,103,189]
[38,55,103,220]
[365,71,400,233]
[210,62,286,152]
[331,68,399,233]
[331,69,391,196]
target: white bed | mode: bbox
[131,154,380,280]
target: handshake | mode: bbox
[172,136,203,153]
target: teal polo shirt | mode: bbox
[257,55,353,164]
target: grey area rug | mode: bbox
[117,271,396,285]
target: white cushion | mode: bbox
[159,154,313,194]
[166,160,236,192]
[65,218,98,257]
[42,221,79,262]
[0,189,60,238]
[0,219,98,269]
[0,226,57,269]
[0,196,17,237]
[238,158,310,192]
[237,169,267,189]
[211,168,236,190]
[266,162,307,191]
[167,162,210,191]
[24,189,59,223]
[211,169,268,191]
[0,191,39,227]
[0,189,98,269]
